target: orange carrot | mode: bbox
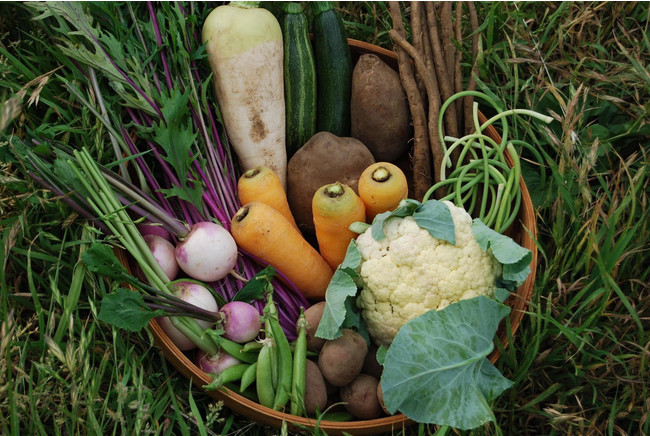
[231,201,333,300]
[312,182,366,270]
[358,162,408,222]
[237,166,298,229]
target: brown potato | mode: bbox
[340,374,383,420]
[302,301,327,351]
[362,343,383,379]
[351,54,411,163]
[377,380,391,415]
[287,131,375,234]
[304,359,328,416]
[318,329,368,387]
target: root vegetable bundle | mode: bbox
[387,1,479,200]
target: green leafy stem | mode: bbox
[69,147,218,354]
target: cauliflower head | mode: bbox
[356,201,502,346]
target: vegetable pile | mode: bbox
[7,0,554,432]
[313,197,532,426]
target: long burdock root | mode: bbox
[420,4,436,93]
[464,2,480,136]
[453,2,465,131]
[388,1,431,200]
[425,2,459,143]
[410,1,427,102]
[389,29,446,199]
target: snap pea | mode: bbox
[256,342,275,409]
[214,335,259,364]
[269,312,293,411]
[290,309,307,416]
[240,361,258,392]
[241,340,264,354]
[264,318,279,390]
[204,363,251,391]
[289,343,318,357]
[263,292,293,411]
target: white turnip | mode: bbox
[175,221,238,282]
[219,301,262,343]
[157,281,219,351]
[195,349,242,375]
[137,222,172,241]
[143,234,179,280]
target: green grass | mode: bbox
[2,2,649,435]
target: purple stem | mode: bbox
[240,248,310,310]
[190,148,227,213]
[189,105,240,220]
[175,191,204,227]
[177,5,240,212]
[147,2,174,90]
[197,186,229,227]
[127,109,206,226]
[125,108,171,180]
[199,144,237,222]
[150,4,238,222]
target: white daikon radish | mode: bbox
[202,2,287,187]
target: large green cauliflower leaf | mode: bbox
[381,296,513,429]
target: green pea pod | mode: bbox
[240,361,258,392]
[262,291,292,410]
[290,310,307,416]
[256,342,275,408]
[265,318,279,389]
[269,316,293,411]
[241,340,264,353]
[215,335,259,364]
[204,363,251,391]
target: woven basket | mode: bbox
[117,39,538,436]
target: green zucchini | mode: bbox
[311,1,352,137]
[281,2,317,158]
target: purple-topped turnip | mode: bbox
[143,234,179,280]
[137,222,173,241]
[157,281,219,351]
[195,349,242,375]
[175,221,239,282]
[219,301,262,343]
